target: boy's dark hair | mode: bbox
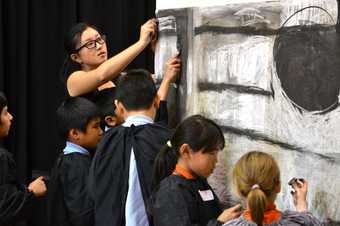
[56,97,101,140]
[152,115,225,190]
[93,88,116,118]
[115,69,157,111]
[0,92,8,124]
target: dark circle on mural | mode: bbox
[273,8,340,112]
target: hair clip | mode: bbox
[251,184,260,190]
[167,140,172,148]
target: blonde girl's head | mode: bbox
[232,151,281,226]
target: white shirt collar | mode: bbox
[122,115,153,127]
[63,141,90,155]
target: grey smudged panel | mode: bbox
[156,0,340,222]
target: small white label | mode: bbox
[198,189,214,201]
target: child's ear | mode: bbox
[70,53,82,64]
[115,100,126,119]
[105,116,117,127]
[68,128,81,141]
[179,143,191,159]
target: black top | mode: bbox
[152,175,223,226]
[78,90,100,103]
[47,152,94,226]
[88,123,172,226]
[0,146,36,226]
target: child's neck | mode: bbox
[125,109,155,121]
[0,132,7,139]
[67,139,87,149]
[176,160,195,177]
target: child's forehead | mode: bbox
[84,117,101,130]
[89,117,101,123]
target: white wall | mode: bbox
[156,0,276,10]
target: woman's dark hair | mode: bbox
[60,22,100,85]
[152,114,225,190]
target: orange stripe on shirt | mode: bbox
[172,164,195,180]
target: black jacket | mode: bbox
[47,152,94,226]
[0,146,36,226]
[152,175,223,226]
[89,123,171,226]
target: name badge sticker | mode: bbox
[198,189,214,201]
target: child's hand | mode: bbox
[28,176,47,197]
[217,204,242,223]
[291,179,308,212]
[163,56,181,84]
[139,18,158,46]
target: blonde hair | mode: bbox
[232,151,280,226]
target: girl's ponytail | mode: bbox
[247,187,267,226]
[151,140,178,191]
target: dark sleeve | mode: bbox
[60,156,94,226]
[153,184,193,226]
[207,220,223,226]
[282,210,324,226]
[153,183,220,226]
[155,100,168,125]
[0,150,36,226]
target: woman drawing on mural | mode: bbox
[150,115,242,226]
[223,151,322,226]
[61,20,180,124]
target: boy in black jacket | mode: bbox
[89,69,172,226]
[47,97,103,226]
[0,92,47,226]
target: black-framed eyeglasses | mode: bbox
[75,35,106,52]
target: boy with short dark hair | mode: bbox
[47,97,103,226]
[89,69,172,226]
[92,87,123,130]
[0,92,47,226]
[92,56,180,131]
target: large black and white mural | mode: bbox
[155,0,340,223]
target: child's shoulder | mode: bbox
[106,122,171,140]
[62,151,91,161]
[139,123,172,137]
[222,216,256,226]
[60,153,91,170]
[159,175,194,192]
[62,152,91,159]
[155,176,193,202]
[222,211,323,226]
[280,210,323,225]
